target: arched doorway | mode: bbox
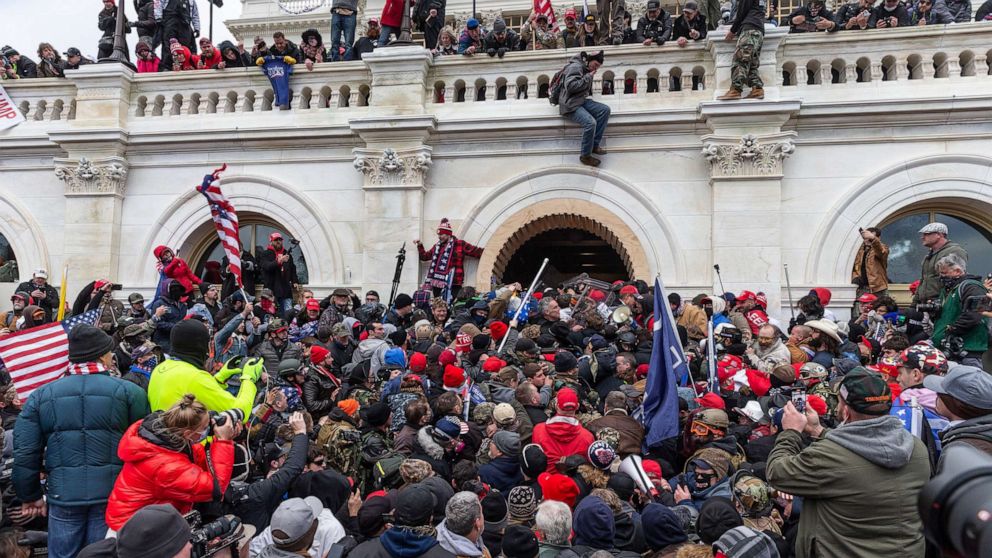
[490,213,636,286]
[188,214,310,286]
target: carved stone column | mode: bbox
[700,101,800,314]
[54,156,129,284]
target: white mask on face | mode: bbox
[884,3,897,10]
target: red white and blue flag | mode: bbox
[534,0,559,30]
[0,309,102,400]
[197,164,243,288]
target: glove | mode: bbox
[215,355,245,383]
[613,36,622,45]
[241,357,265,384]
[497,47,507,58]
[486,48,497,57]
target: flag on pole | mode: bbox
[56,265,68,321]
[706,319,719,393]
[196,164,243,289]
[642,278,689,449]
[582,0,591,17]
[533,0,559,30]
[0,309,102,400]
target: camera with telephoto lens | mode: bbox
[940,335,969,361]
[717,328,743,346]
[915,301,942,316]
[208,408,245,436]
[186,510,244,558]
[918,444,992,558]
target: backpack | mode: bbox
[548,67,566,105]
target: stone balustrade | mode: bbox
[3,22,992,126]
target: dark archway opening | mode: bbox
[501,228,629,286]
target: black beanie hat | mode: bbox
[170,319,210,369]
[502,525,539,558]
[472,334,491,351]
[514,338,537,354]
[520,443,548,479]
[389,329,408,347]
[68,324,115,363]
[393,293,413,309]
[697,496,743,545]
[363,401,392,427]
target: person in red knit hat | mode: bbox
[302,344,341,421]
[153,245,202,300]
[415,218,484,301]
[531,387,594,473]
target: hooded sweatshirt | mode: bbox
[380,527,443,558]
[436,520,486,557]
[572,496,615,550]
[825,415,916,468]
[531,415,594,473]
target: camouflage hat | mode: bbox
[472,402,496,426]
[399,458,433,485]
[839,367,892,415]
[330,322,351,338]
[268,318,288,332]
[798,362,828,381]
[900,343,949,376]
[694,408,730,430]
[731,472,773,517]
[122,323,147,339]
[596,426,621,451]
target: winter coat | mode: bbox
[232,433,308,530]
[478,455,523,494]
[380,0,406,28]
[931,274,989,353]
[938,414,992,469]
[137,54,161,73]
[147,357,258,418]
[482,29,521,53]
[766,416,930,558]
[15,281,59,322]
[268,40,302,62]
[532,415,595,473]
[146,293,187,353]
[558,26,583,48]
[135,0,158,38]
[978,0,992,20]
[411,426,456,479]
[915,241,968,303]
[436,520,490,557]
[851,237,890,293]
[37,56,65,78]
[353,337,391,377]
[588,412,645,457]
[252,339,304,376]
[303,365,341,420]
[105,416,235,529]
[249,507,346,558]
[744,339,792,374]
[157,252,202,297]
[945,0,973,20]
[351,530,456,558]
[676,304,707,342]
[730,0,767,34]
[395,424,419,455]
[217,41,251,68]
[558,54,594,116]
[520,23,560,50]
[673,13,708,41]
[10,55,39,79]
[869,2,912,26]
[636,11,674,44]
[259,247,299,300]
[13,372,149,507]
[457,29,484,55]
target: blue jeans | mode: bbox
[48,503,108,558]
[330,12,357,61]
[379,25,401,46]
[567,99,611,156]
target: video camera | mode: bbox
[918,444,992,557]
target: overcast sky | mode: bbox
[1,0,243,60]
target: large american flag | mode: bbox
[0,309,102,400]
[534,0,559,30]
[196,164,243,289]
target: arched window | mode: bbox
[881,208,992,284]
[0,232,17,282]
[192,217,309,287]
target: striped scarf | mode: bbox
[426,239,455,289]
[67,362,108,375]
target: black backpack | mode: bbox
[548,67,567,105]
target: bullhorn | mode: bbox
[611,305,632,325]
[619,455,659,498]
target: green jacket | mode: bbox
[147,358,257,418]
[766,417,930,558]
[915,241,967,303]
[932,276,989,353]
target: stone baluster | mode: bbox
[820,64,833,85]
[681,73,694,91]
[637,76,648,94]
[464,85,476,102]
[975,54,989,76]
[844,63,857,83]
[923,55,936,79]
[895,57,909,81]
[946,57,961,77]
[870,61,883,82]
[505,83,517,100]
[349,90,361,106]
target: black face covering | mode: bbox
[170,320,210,370]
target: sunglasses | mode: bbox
[690,422,721,437]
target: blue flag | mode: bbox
[642,278,688,449]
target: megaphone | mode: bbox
[612,305,632,325]
[619,455,659,499]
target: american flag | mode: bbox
[0,309,102,400]
[534,0,559,30]
[197,164,243,289]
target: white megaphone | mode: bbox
[619,455,659,499]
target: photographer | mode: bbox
[925,365,992,467]
[232,412,308,531]
[105,394,238,531]
[78,504,193,558]
[637,0,674,46]
[870,0,912,27]
[787,0,837,32]
[835,0,876,30]
[916,222,968,305]
[930,253,989,367]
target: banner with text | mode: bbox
[0,85,25,131]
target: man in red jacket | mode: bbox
[531,387,594,472]
[415,218,483,301]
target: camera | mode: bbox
[209,408,245,436]
[918,444,992,558]
[940,335,968,361]
[915,301,942,316]
[187,511,244,558]
[717,328,743,346]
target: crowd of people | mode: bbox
[0,215,990,558]
[2,0,991,81]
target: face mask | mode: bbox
[197,426,210,443]
[883,3,897,10]
[939,276,958,288]
[144,355,159,369]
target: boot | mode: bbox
[579,155,601,167]
[717,89,742,101]
[592,146,607,155]
[746,87,765,99]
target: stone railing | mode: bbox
[4,22,992,129]
[127,62,372,118]
[426,42,713,105]
[776,24,991,90]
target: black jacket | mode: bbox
[351,534,455,558]
[230,432,308,531]
[869,2,911,26]
[834,2,873,29]
[353,37,376,60]
[482,29,521,53]
[217,40,252,67]
[978,0,992,20]
[135,0,158,37]
[269,40,302,62]
[730,0,767,34]
[636,11,674,43]
[673,13,708,41]
[259,248,299,300]
[16,281,59,321]
[786,5,836,31]
[303,367,340,420]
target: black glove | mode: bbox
[497,47,507,58]
[613,36,622,45]
[487,48,497,57]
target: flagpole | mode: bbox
[56,265,68,321]
[497,257,550,354]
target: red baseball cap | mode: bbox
[556,387,579,412]
[641,459,662,480]
[482,357,506,373]
[857,293,878,304]
[636,363,649,379]
[695,392,726,410]
[738,290,756,302]
[589,289,606,303]
[619,285,639,296]
[305,298,321,311]
[269,231,283,241]
[564,7,577,19]
[409,352,427,373]
[538,472,579,508]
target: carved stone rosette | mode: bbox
[701,133,796,179]
[54,157,129,196]
[353,147,433,187]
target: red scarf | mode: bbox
[67,362,108,375]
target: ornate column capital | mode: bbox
[54,156,129,197]
[701,132,796,179]
[353,147,433,189]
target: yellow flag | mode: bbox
[56,265,68,321]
